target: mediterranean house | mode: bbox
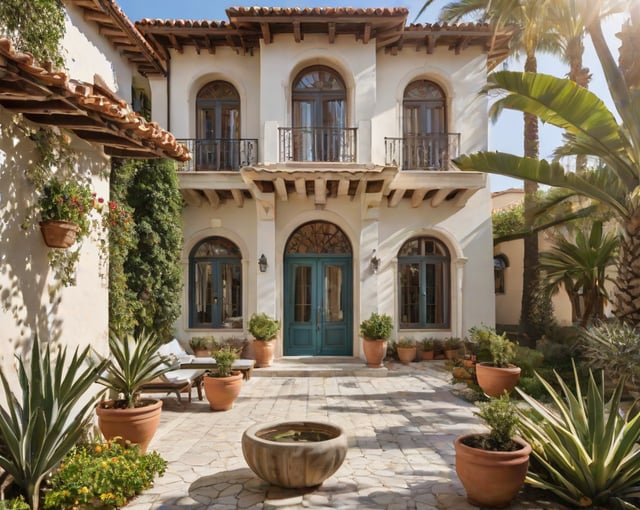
[0,1,512,368]
[135,7,512,357]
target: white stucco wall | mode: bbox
[63,3,134,101]
[0,109,110,384]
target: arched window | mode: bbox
[494,254,509,294]
[291,66,349,162]
[196,81,240,170]
[189,237,242,328]
[398,236,450,329]
[402,80,448,169]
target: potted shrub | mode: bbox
[189,335,213,357]
[454,394,531,508]
[38,178,93,248]
[396,337,417,364]
[248,313,280,367]
[203,345,243,411]
[475,331,521,397]
[421,337,436,360]
[443,337,462,360]
[94,330,175,453]
[360,312,393,368]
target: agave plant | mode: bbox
[0,335,109,510]
[516,362,640,508]
[97,330,174,408]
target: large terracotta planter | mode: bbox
[96,398,162,454]
[253,339,275,367]
[39,220,80,248]
[203,372,243,411]
[242,421,348,488]
[193,348,210,357]
[397,346,417,364]
[476,362,522,397]
[422,350,434,360]
[455,434,531,508]
[362,338,387,368]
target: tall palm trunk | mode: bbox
[616,214,640,324]
[520,54,540,345]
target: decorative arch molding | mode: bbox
[385,225,465,263]
[395,66,453,104]
[182,227,250,264]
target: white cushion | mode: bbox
[158,338,188,358]
[162,368,205,383]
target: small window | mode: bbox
[494,255,509,294]
[398,236,450,329]
[189,237,242,328]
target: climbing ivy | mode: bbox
[0,0,66,67]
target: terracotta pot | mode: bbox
[242,421,348,488]
[444,349,459,360]
[476,362,522,397]
[203,372,243,411]
[193,348,210,357]
[455,434,531,508]
[253,339,275,367]
[397,346,417,364]
[422,350,434,360]
[95,398,162,454]
[39,220,80,248]
[362,338,387,368]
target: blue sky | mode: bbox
[118,0,620,191]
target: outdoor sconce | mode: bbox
[258,254,268,272]
[370,249,380,273]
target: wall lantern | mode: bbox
[258,254,268,272]
[370,249,380,273]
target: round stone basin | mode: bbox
[242,421,348,488]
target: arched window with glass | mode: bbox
[287,66,354,162]
[189,237,242,328]
[402,80,456,170]
[398,236,450,329]
[196,81,240,170]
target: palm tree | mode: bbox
[417,0,560,342]
[454,6,640,325]
[539,221,618,327]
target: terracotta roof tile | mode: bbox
[0,38,190,161]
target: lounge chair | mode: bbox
[139,339,206,403]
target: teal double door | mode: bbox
[284,255,353,356]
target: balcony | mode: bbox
[279,127,357,163]
[177,138,258,172]
[384,134,460,171]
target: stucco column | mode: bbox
[148,76,168,130]
[454,257,468,337]
[255,217,277,318]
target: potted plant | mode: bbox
[360,312,393,368]
[421,337,436,360]
[189,336,213,357]
[454,394,531,508]
[38,178,93,248]
[443,337,462,360]
[202,345,243,411]
[475,331,521,397]
[248,313,280,367]
[395,337,416,364]
[94,330,175,453]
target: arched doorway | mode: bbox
[283,221,353,356]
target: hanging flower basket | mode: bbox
[40,219,81,248]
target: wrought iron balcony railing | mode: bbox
[177,138,258,172]
[279,127,357,163]
[384,134,461,171]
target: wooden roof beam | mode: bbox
[261,22,272,44]
[293,21,302,42]
[363,23,372,44]
[274,177,288,201]
[203,189,220,208]
[168,34,183,53]
[231,189,245,207]
[328,22,336,43]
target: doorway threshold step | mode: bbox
[251,357,389,377]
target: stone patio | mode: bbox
[128,359,566,510]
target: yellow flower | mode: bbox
[101,461,108,468]
[80,486,89,494]
[95,445,102,454]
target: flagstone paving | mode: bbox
[128,360,567,510]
